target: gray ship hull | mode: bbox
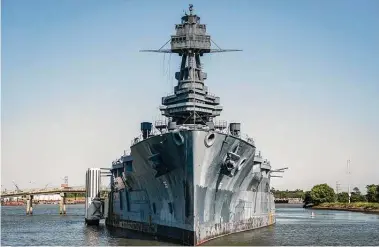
[106,129,276,245]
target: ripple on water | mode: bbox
[2,204,379,246]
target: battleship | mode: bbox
[84,4,287,246]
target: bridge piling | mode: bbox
[26,195,33,215]
[59,193,66,215]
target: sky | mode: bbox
[1,0,379,193]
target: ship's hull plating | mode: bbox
[106,130,276,245]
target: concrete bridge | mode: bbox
[1,186,88,215]
[1,186,110,215]
[1,186,86,198]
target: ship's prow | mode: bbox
[104,126,278,245]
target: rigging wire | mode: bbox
[169,53,174,94]
[167,53,171,93]
[163,52,173,94]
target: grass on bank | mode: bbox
[316,202,379,210]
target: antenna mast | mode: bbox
[140,4,241,127]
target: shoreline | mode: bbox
[311,204,379,215]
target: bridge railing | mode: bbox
[1,187,85,196]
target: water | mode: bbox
[1,204,379,246]
[203,204,379,246]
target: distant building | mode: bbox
[34,194,61,201]
[2,196,22,202]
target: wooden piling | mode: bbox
[59,192,66,215]
[26,195,33,215]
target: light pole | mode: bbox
[347,159,351,203]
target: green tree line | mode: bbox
[65,192,85,198]
[303,184,379,205]
[271,188,305,199]
[65,191,107,198]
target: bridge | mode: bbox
[1,185,110,215]
[1,186,86,198]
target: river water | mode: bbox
[1,204,378,246]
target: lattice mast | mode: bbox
[141,4,241,126]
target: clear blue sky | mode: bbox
[2,0,379,192]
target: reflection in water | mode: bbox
[84,225,102,246]
[204,204,379,246]
[1,204,379,246]
[1,204,173,246]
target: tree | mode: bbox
[353,187,360,194]
[350,192,366,202]
[337,192,349,203]
[272,189,304,199]
[366,184,379,202]
[303,191,312,205]
[377,186,379,202]
[310,184,336,205]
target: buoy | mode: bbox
[311,212,315,218]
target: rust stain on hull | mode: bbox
[196,213,276,245]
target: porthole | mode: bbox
[204,132,216,147]
[172,131,184,146]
